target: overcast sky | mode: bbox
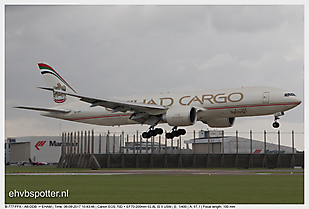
[4,5,304,150]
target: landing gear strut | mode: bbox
[142,127,163,139]
[165,126,186,139]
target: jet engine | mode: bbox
[162,106,197,126]
[203,117,235,128]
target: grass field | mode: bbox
[5,165,91,173]
[5,165,304,173]
[5,172,304,204]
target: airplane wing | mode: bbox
[38,87,167,115]
[14,106,71,114]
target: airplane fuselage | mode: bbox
[42,86,301,127]
[15,63,302,139]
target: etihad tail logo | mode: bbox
[53,83,66,103]
[35,141,46,150]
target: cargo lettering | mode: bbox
[130,92,244,107]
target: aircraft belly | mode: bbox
[245,104,294,116]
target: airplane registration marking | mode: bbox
[230,108,247,114]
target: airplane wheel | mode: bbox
[148,130,155,137]
[155,128,163,135]
[143,128,164,138]
[166,133,173,139]
[173,129,186,137]
[166,129,187,139]
[142,132,150,139]
[272,121,280,128]
[179,129,186,135]
[171,130,178,138]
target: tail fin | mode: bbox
[38,63,79,105]
[29,158,32,163]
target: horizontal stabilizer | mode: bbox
[14,106,71,114]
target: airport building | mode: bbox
[5,135,120,164]
[184,130,297,154]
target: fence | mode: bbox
[57,130,304,169]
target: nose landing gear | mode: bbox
[272,112,284,128]
[272,120,280,128]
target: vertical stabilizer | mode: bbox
[38,63,79,105]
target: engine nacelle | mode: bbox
[203,117,235,128]
[162,106,197,126]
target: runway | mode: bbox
[6,168,304,176]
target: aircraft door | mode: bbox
[263,92,269,103]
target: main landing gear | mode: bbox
[272,112,284,128]
[142,127,163,139]
[165,126,186,139]
[142,126,187,139]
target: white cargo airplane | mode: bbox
[16,63,301,139]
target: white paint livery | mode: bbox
[15,63,301,139]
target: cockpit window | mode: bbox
[284,93,296,97]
